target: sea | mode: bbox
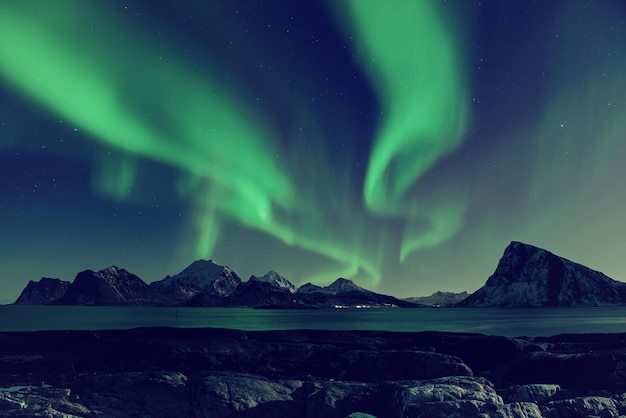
[3,305,626,337]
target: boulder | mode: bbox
[192,372,305,418]
[502,383,561,404]
[71,371,193,417]
[393,376,503,417]
[543,396,620,418]
[0,386,91,417]
[305,381,386,418]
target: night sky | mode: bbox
[2,1,626,303]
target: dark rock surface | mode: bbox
[3,328,626,416]
[458,241,626,307]
[150,259,243,305]
[254,270,298,293]
[231,277,301,308]
[13,277,70,305]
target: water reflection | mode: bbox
[2,305,626,337]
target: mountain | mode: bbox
[226,272,304,308]
[458,241,626,307]
[13,262,419,308]
[405,291,469,307]
[13,277,70,305]
[256,271,297,293]
[231,276,304,308]
[54,266,155,306]
[150,260,242,306]
[296,278,366,295]
[295,278,419,308]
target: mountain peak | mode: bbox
[150,259,241,302]
[54,267,151,306]
[327,278,366,293]
[256,271,297,293]
[459,241,626,307]
[13,277,70,305]
[295,283,323,294]
[102,265,123,272]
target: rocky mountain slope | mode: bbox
[53,266,156,306]
[13,277,70,305]
[256,270,297,293]
[150,259,242,305]
[458,241,626,307]
[296,278,417,308]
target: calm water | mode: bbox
[2,305,626,337]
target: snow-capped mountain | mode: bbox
[150,259,242,304]
[229,276,302,308]
[54,266,155,306]
[458,241,626,307]
[256,271,297,293]
[14,277,71,305]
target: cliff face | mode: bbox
[459,241,626,307]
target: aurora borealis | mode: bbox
[1,1,626,302]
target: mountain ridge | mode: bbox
[14,261,416,308]
[13,241,626,308]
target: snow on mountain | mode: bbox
[54,266,154,306]
[150,259,241,304]
[458,241,626,307]
[256,271,297,293]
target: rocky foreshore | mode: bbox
[2,328,626,417]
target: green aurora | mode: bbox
[1,1,626,299]
[0,0,467,288]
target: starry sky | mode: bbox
[1,1,626,303]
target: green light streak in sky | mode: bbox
[0,1,383,287]
[339,0,468,259]
[400,199,467,262]
[0,0,471,287]
[0,1,291,255]
[92,153,137,201]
